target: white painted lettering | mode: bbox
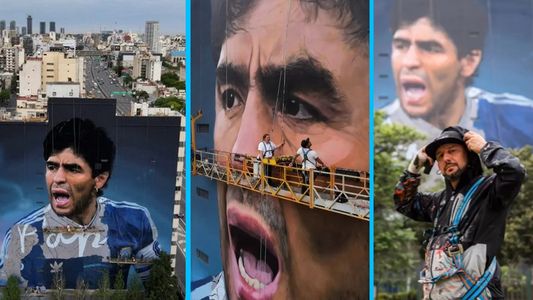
[17,224,37,254]
[44,232,107,257]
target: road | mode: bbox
[84,56,136,116]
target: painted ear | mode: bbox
[460,49,482,78]
[95,172,110,189]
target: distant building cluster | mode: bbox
[0,16,186,122]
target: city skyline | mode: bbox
[0,0,185,34]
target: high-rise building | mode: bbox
[144,21,160,53]
[21,26,27,36]
[40,22,46,34]
[49,22,56,32]
[27,15,32,35]
[9,20,16,31]
[0,20,5,32]
[60,27,65,34]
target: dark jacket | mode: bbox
[394,141,525,298]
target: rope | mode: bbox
[272,0,293,135]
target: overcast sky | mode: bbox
[0,0,185,34]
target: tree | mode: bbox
[0,89,10,107]
[123,74,133,88]
[374,111,426,294]
[145,251,180,300]
[52,269,65,300]
[160,73,185,90]
[152,96,184,113]
[136,90,150,101]
[111,269,127,300]
[74,277,88,300]
[95,270,112,300]
[3,275,21,300]
[500,146,533,265]
[126,275,144,300]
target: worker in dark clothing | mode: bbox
[394,126,525,299]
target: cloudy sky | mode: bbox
[0,0,185,34]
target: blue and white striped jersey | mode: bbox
[0,197,160,289]
[382,87,533,149]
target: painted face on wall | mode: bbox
[391,17,479,123]
[46,148,108,225]
[213,0,369,298]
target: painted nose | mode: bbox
[230,90,272,169]
[53,167,67,183]
[402,46,421,69]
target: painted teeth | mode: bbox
[238,253,266,290]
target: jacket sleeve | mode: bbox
[480,141,526,209]
[393,170,441,222]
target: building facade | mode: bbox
[145,21,160,53]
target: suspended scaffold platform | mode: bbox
[193,149,369,221]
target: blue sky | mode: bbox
[0,0,185,34]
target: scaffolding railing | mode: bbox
[193,149,369,221]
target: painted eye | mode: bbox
[282,97,316,120]
[46,164,57,171]
[221,89,242,111]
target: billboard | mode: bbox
[191,0,370,299]
[0,98,180,289]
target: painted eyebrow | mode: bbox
[416,40,444,51]
[392,37,410,45]
[392,37,444,50]
[45,161,82,171]
[257,56,345,105]
[215,62,250,92]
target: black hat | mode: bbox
[426,126,469,160]
[301,138,310,148]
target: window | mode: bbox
[197,123,209,133]
[196,187,209,199]
[196,249,209,264]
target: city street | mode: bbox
[85,56,136,116]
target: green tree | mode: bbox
[52,270,65,300]
[501,146,533,265]
[160,73,185,90]
[0,89,10,106]
[136,90,150,101]
[4,275,21,300]
[145,251,180,300]
[95,270,112,300]
[111,268,127,300]
[152,96,184,113]
[123,74,133,88]
[126,276,144,300]
[374,111,426,295]
[74,277,88,300]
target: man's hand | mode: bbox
[407,146,433,174]
[464,131,487,154]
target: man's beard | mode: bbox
[51,188,96,220]
[443,164,465,182]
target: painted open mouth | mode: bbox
[401,79,427,104]
[51,189,71,208]
[227,205,282,300]
[231,225,279,289]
